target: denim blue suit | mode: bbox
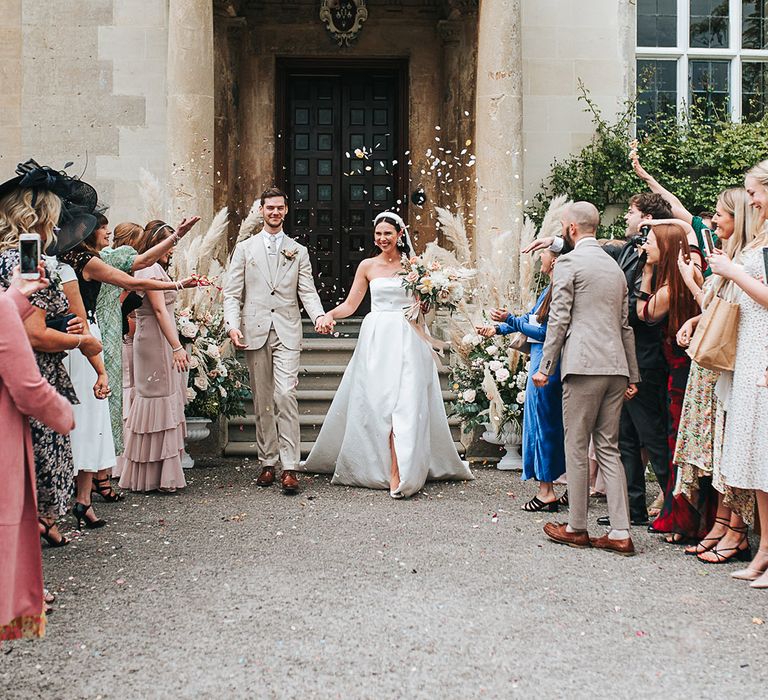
[496,287,565,483]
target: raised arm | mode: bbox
[632,156,693,224]
[131,216,200,271]
[83,256,198,292]
[708,248,768,308]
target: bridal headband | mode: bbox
[374,210,407,231]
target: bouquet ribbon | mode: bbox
[405,304,449,367]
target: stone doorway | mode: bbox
[276,59,409,310]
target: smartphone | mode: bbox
[19,233,41,279]
[702,227,715,257]
[762,247,768,285]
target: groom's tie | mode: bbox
[267,235,278,280]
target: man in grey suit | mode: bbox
[532,202,640,555]
[224,187,326,493]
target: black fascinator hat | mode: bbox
[0,159,99,255]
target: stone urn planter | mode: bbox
[181,416,212,469]
[482,422,523,471]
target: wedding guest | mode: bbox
[674,188,760,562]
[0,268,74,641]
[119,222,196,492]
[477,248,565,511]
[637,222,703,542]
[709,162,768,588]
[0,162,102,548]
[534,202,639,555]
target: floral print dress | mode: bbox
[0,250,78,518]
[95,245,137,454]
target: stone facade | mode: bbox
[2,0,635,241]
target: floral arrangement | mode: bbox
[399,254,474,319]
[176,306,250,420]
[449,332,529,435]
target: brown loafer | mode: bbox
[590,534,636,556]
[281,470,299,494]
[256,466,275,487]
[543,522,591,548]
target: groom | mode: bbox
[224,187,326,493]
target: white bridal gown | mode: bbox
[302,277,473,496]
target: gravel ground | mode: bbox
[2,461,766,699]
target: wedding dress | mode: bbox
[302,277,473,496]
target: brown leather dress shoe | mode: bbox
[256,466,275,487]
[281,470,299,493]
[590,534,636,556]
[543,522,591,548]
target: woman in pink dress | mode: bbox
[1,269,74,641]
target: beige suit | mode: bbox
[540,238,640,531]
[224,232,325,471]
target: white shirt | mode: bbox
[549,235,596,252]
[263,230,284,255]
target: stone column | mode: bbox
[474,0,523,273]
[167,0,215,225]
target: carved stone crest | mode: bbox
[320,0,368,47]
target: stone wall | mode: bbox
[521,0,635,205]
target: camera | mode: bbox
[631,224,651,247]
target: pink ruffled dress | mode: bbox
[118,264,186,491]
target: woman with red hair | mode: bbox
[637,221,709,542]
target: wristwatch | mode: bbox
[638,291,651,301]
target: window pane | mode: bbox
[689,59,730,119]
[637,0,678,47]
[743,1,768,49]
[636,59,678,131]
[690,0,730,48]
[742,61,768,120]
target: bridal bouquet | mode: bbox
[399,254,474,320]
[449,332,528,434]
[176,307,250,420]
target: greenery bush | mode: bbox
[527,83,768,239]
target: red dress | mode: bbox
[0,287,74,641]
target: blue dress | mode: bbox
[497,287,566,483]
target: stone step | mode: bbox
[228,413,464,443]
[302,318,362,339]
[223,439,466,459]
[295,364,452,391]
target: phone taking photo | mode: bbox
[762,247,768,285]
[19,232,41,279]
[702,227,715,257]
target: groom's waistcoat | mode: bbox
[223,232,324,351]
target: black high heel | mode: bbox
[91,477,123,502]
[697,524,751,564]
[38,518,69,547]
[684,516,729,556]
[72,502,106,530]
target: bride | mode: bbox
[302,211,473,497]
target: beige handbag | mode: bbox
[686,280,739,372]
[508,331,531,355]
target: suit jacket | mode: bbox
[539,238,640,383]
[223,232,325,351]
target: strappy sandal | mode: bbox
[684,516,729,556]
[38,518,69,548]
[556,490,568,507]
[522,496,559,513]
[697,525,751,564]
[91,477,124,502]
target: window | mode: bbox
[636,0,768,126]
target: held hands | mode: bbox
[624,383,638,401]
[676,318,697,348]
[706,248,736,279]
[315,314,335,334]
[172,348,189,372]
[522,237,554,255]
[476,325,496,338]
[10,264,49,296]
[93,372,111,400]
[532,371,548,388]
[228,328,248,350]
[174,216,201,240]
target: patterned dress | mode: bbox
[95,245,137,455]
[0,250,78,518]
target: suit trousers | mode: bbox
[245,329,301,472]
[619,367,670,520]
[562,374,631,531]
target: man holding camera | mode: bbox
[525,192,674,527]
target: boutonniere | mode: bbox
[281,248,298,262]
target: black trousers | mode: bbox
[618,367,670,520]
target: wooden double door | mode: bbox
[277,61,408,309]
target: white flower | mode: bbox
[488,360,503,372]
[462,389,476,403]
[516,373,527,389]
[219,386,227,397]
[179,322,198,339]
[188,355,200,369]
[185,386,197,401]
[193,374,209,391]
[495,368,510,382]
[486,345,499,356]
[516,390,526,404]
[217,363,228,378]
[205,343,220,359]
[462,333,483,347]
